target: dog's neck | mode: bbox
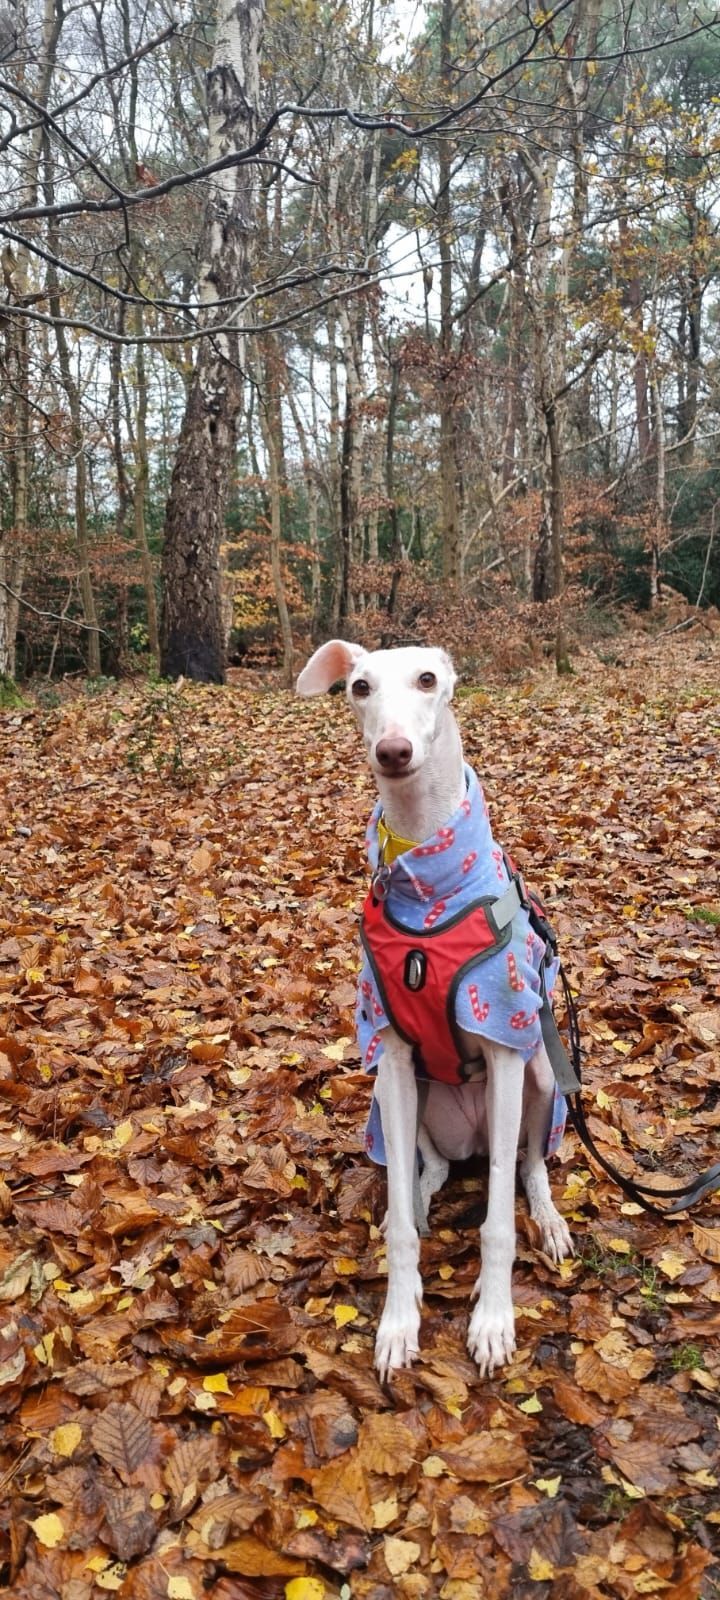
[376,705,465,845]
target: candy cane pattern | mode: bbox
[407,873,435,901]
[372,997,384,1017]
[492,847,505,881]
[507,952,525,993]
[424,899,447,928]
[412,826,455,858]
[462,850,478,875]
[365,1032,382,1065]
[361,979,373,999]
[468,985,490,1024]
[510,1009,536,1030]
[526,930,536,964]
[460,797,472,818]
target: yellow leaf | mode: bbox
[334,1257,358,1275]
[285,1582,326,1600]
[518,1393,543,1414]
[606,1237,632,1254]
[596,1089,613,1109]
[294,1509,318,1528]
[113,1120,134,1147]
[656,1249,687,1280]
[684,1468,717,1488]
[263,1409,286,1439]
[203,1372,232,1395]
[51,1422,82,1458]
[620,1202,645,1216]
[30,1512,64,1548]
[422,1455,446,1477]
[96,1567,126,1592]
[25,968,45,984]
[167,1580,196,1600]
[372,1494,398,1529]
[528,1549,555,1581]
[33,1330,56,1366]
[321,1036,352,1062]
[438,1264,454,1280]
[333,1304,358,1328]
[535,1476,561,1497]
[383,1535,421,1576]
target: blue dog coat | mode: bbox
[357,765,567,1164]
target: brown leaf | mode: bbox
[692,1223,720,1263]
[357,1412,420,1475]
[439,1430,529,1483]
[90,1402,153,1481]
[202,1534,304,1576]
[311,1451,374,1530]
[101,1485,157,1560]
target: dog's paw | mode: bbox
[375,1280,422,1381]
[534,1202,574,1264]
[467,1293,516,1377]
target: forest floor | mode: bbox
[0,629,719,1600]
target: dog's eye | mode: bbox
[418,671,437,690]
[352,678,371,698]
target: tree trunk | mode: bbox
[0,0,61,678]
[649,373,665,610]
[160,0,264,682]
[438,0,460,583]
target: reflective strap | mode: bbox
[540,991,582,1095]
[491,877,523,930]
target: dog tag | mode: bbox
[404,950,426,992]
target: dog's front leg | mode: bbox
[468,1043,524,1377]
[374,1028,423,1379]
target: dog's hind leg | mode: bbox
[520,1045,573,1263]
[417,1124,449,1216]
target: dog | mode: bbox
[297,641,572,1380]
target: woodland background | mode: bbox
[0,0,720,685]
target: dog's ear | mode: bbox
[296,639,364,695]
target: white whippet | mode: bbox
[297,641,572,1379]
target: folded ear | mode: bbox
[296,639,364,695]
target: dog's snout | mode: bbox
[376,737,412,772]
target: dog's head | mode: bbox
[296,641,456,783]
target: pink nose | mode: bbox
[376,737,412,772]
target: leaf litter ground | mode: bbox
[0,634,718,1599]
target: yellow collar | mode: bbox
[377,814,418,866]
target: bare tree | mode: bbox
[160,0,265,682]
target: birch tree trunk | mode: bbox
[160,0,264,682]
[0,0,61,678]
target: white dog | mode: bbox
[297,641,572,1379]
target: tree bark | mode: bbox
[438,0,460,583]
[160,0,264,682]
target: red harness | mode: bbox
[361,888,512,1084]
